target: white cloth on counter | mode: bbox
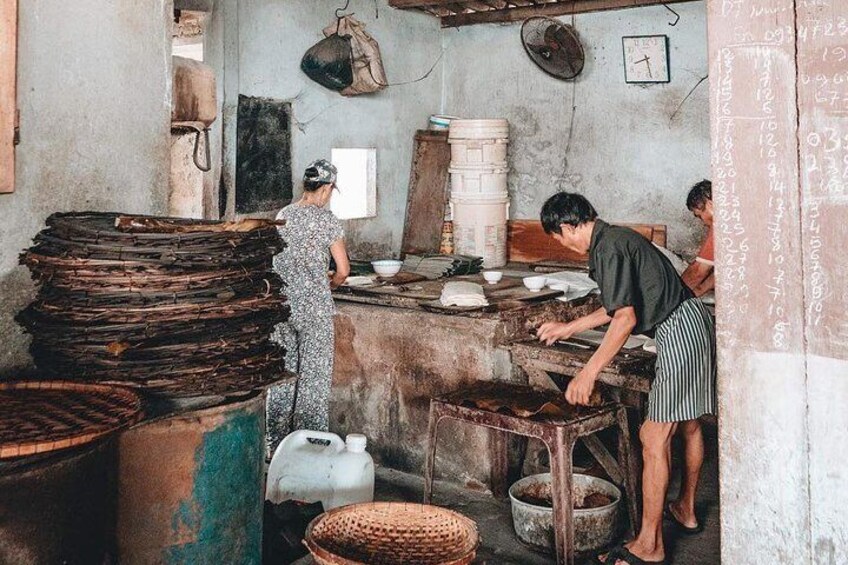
[440,281,489,307]
[542,271,599,302]
[343,276,376,287]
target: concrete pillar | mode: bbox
[708,0,847,562]
[796,2,848,562]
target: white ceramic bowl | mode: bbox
[483,271,503,285]
[371,260,403,277]
[523,276,547,293]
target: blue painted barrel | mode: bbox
[116,393,266,564]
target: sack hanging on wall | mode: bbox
[323,16,387,96]
[301,15,387,96]
[300,33,354,92]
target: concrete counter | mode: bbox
[329,294,598,490]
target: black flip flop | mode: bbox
[664,502,704,534]
[600,545,666,565]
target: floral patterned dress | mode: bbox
[267,203,344,455]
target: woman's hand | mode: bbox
[536,321,576,346]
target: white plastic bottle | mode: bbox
[265,430,375,511]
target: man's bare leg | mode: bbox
[668,419,703,528]
[603,420,677,564]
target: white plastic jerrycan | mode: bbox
[266,430,375,511]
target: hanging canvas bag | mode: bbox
[322,16,387,96]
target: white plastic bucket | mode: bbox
[450,196,510,268]
[449,138,508,167]
[448,119,509,141]
[449,164,509,196]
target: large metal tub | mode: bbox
[0,440,118,564]
[116,393,266,564]
[508,472,621,554]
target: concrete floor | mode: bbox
[291,433,720,564]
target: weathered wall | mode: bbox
[209,0,442,258]
[709,0,848,562]
[441,3,710,255]
[0,1,173,373]
[331,303,517,487]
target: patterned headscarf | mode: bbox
[304,159,337,186]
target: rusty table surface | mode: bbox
[335,274,563,314]
[510,339,655,394]
[334,273,601,346]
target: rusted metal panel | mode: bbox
[0,440,118,564]
[401,130,451,256]
[116,393,266,565]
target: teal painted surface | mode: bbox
[165,400,265,565]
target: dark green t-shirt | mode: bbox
[588,220,692,335]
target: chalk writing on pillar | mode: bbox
[711,0,803,353]
[797,0,848,356]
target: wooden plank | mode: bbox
[440,0,695,26]
[401,130,451,256]
[0,0,17,194]
[507,220,666,264]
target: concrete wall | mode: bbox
[441,3,710,255]
[210,0,442,258]
[709,0,848,562]
[0,1,173,373]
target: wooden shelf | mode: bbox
[389,0,696,27]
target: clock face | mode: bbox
[622,35,670,83]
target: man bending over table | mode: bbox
[536,192,716,565]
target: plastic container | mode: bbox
[266,430,375,511]
[429,115,457,130]
[449,164,509,197]
[450,195,510,268]
[449,138,508,167]
[448,119,509,141]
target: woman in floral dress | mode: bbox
[267,159,350,454]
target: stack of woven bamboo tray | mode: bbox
[18,212,290,398]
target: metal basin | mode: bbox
[508,472,621,554]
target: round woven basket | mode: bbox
[304,502,479,565]
[0,381,142,459]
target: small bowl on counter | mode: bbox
[482,271,503,285]
[371,260,403,277]
[523,276,548,293]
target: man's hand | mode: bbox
[536,322,576,346]
[565,368,598,406]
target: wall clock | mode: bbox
[622,35,670,84]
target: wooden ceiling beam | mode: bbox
[389,0,470,7]
[440,0,695,26]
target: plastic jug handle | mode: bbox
[288,430,345,452]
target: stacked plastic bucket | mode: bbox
[448,119,510,268]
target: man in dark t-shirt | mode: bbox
[536,192,716,565]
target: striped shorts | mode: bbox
[648,298,717,422]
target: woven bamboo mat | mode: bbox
[17,212,289,398]
[0,381,142,459]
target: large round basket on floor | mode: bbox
[304,502,479,565]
